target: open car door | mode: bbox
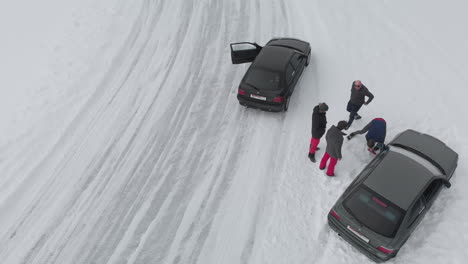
[230,42,262,64]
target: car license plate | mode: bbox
[250,94,266,101]
[347,225,370,243]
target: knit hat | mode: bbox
[319,103,329,112]
[337,121,348,130]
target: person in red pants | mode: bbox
[308,103,329,162]
[320,121,348,176]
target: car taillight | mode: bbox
[330,209,340,221]
[377,246,395,254]
[272,96,284,102]
[238,88,246,95]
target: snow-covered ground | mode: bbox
[0,0,467,263]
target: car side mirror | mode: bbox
[442,179,451,188]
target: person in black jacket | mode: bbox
[308,103,329,162]
[320,121,348,176]
[346,80,374,129]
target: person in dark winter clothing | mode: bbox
[319,120,348,176]
[308,103,329,162]
[346,80,374,129]
[347,118,387,154]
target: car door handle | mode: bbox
[418,206,425,215]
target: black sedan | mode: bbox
[328,129,458,262]
[230,38,311,112]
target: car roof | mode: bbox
[363,150,435,210]
[251,46,294,72]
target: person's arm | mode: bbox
[364,87,374,104]
[347,122,371,139]
[337,138,343,159]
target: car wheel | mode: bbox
[284,96,290,111]
[305,51,311,67]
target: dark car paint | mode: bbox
[328,130,458,262]
[266,37,311,54]
[328,214,395,263]
[231,38,310,112]
[389,129,458,179]
[363,150,437,210]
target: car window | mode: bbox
[407,198,425,228]
[286,64,295,84]
[390,146,442,175]
[344,186,405,237]
[422,180,442,203]
[244,68,281,91]
[231,43,257,51]
[290,53,302,69]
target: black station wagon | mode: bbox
[328,129,458,262]
[230,38,311,112]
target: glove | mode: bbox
[347,133,355,140]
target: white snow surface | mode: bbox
[0,0,467,263]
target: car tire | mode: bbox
[305,51,311,67]
[284,96,290,111]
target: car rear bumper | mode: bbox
[237,94,284,112]
[328,215,395,263]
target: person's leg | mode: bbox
[319,152,330,169]
[347,111,356,127]
[354,104,363,119]
[309,137,320,154]
[309,137,321,162]
[327,157,338,176]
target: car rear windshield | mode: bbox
[244,68,281,91]
[344,186,405,237]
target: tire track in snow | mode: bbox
[120,1,262,263]
[4,0,182,263]
[67,1,210,263]
[26,0,266,262]
[16,0,162,263]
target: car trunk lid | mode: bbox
[238,83,284,102]
[389,129,458,179]
[332,203,396,250]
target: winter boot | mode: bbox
[368,148,377,155]
[354,114,362,120]
[308,153,316,163]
